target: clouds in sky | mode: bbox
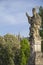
[0,0,43,37]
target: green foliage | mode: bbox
[14,49,20,65]
[16,39,30,65]
[20,39,30,58]
[0,39,14,65]
[0,34,20,65]
[0,34,30,65]
[20,39,30,65]
[39,6,43,52]
[4,34,20,51]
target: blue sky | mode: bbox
[0,0,43,37]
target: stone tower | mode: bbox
[26,8,43,65]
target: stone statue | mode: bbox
[26,8,41,45]
[26,8,42,65]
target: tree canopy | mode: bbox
[0,34,30,65]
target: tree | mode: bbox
[39,6,43,52]
[15,39,30,65]
[0,36,14,65]
[0,34,20,65]
[0,34,30,65]
[4,34,20,50]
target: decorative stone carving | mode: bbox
[26,8,41,52]
[26,8,43,65]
